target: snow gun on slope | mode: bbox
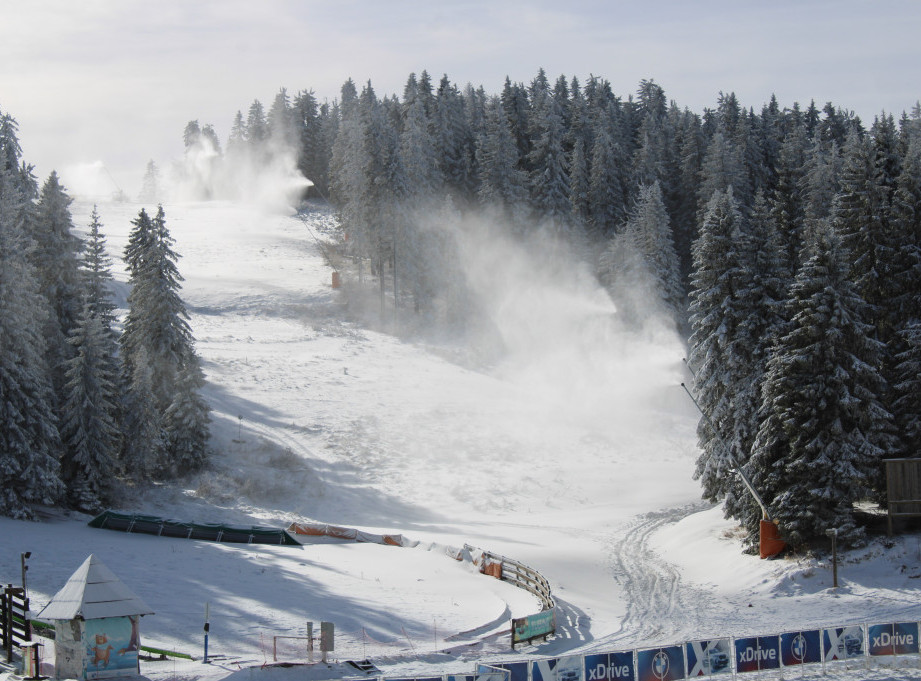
[680,382,786,559]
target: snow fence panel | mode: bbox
[822,625,865,661]
[779,630,822,666]
[584,652,635,681]
[484,661,528,681]
[684,638,731,676]
[473,665,511,681]
[868,622,920,656]
[531,655,582,681]
[733,635,780,673]
[635,646,684,681]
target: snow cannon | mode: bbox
[759,518,785,559]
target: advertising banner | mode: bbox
[532,656,582,681]
[685,638,731,676]
[868,622,920,656]
[636,646,685,681]
[513,610,556,645]
[584,652,635,681]
[84,616,140,679]
[734,636,780,673]
[779,630,822,666]
[822,625,865,661]
[822,625,864,662]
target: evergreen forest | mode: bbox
[0,109,210,518]
[5,67,921,551]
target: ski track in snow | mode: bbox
[598,503,713,649]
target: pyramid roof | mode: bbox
[37,554,154,621]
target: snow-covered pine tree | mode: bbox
[119,347,163,481]
[60,300,121,511]
[688,188,776,522]
[750,223,897,547]
[0,124,64,518]
[32,171,85,413]
[121,205,209,477]
[138,160,160,203]
[890,139,921,455]
[527,84,571,233]
[588,108,627,239]
[475,96,529,230]
[621,182,685,321]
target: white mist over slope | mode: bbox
[2,192,921,681]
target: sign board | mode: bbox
[685,638,731,676]
[733,636,780,673]
[779,630,821,666]
[320,621,334,652]
[512,610,555,645]
[868,622,919,656]
[822,626,864,661]
[636,646,684,681]
[584,652,635,681]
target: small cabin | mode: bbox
[36,555,153,680]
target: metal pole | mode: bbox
[680,383,772,520]
[826,529,839,588]
[203,602,210,663]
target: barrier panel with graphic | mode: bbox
[584,652,635,681]
[386,619,921,681]
[635,646,684,681]
[822,625,865,662]
[868,621,919,656]
[779,629,822,666]
[685,638,731,677]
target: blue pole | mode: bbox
[203,603,210,664]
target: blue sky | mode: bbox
[2,0,919,195]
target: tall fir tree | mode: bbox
[60,300,121,510]
[121,206,209,477]
[750,224,897,547]
[0,132,63,517]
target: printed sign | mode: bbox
[584,652,635,681]
[513,610,556,644]
[532,656,582,681]
[636,646,685,681]
[685,638,731,676]
[868,622,920,656]
[822,626,865,661]
[779,630,822,666]
[84,616,139,679]
[734,636,780,673]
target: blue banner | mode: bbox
[868,622,920,656]
[636,646,684,681]
[685,638,731,676]
[584,652,635,681]
[483,662,528,681]
[822,626,864,661]
[779,630,821,666]
[734,636,780,672]
[532,656,582,681]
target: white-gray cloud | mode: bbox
[2,0,918,196]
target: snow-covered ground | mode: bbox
[3,195,921,681]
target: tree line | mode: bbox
[202,70,921,549]
[0,107,210,518]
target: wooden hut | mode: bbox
[36,555,153,679]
